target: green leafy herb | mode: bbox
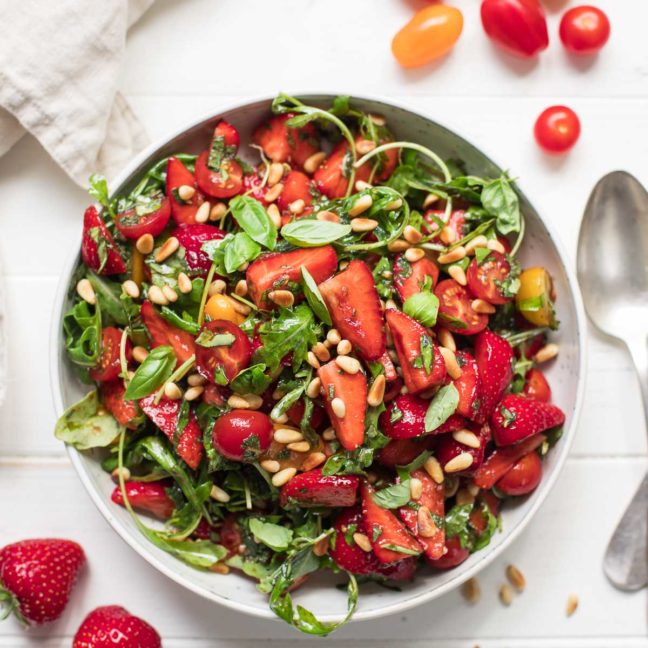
[88,174,114,217]
[475,247,491,264]
[160,307,201,335]
[301,267,332,325]
[249,518,294,552]
[230,364,272,395]
[381,544,421,556]
[86,273,131,326]
[230,195,277,250]
[270,385,305,421]
[424,383,459,433]
[371,481,411,509]
[481,176,521,235]
[195,330,235,348]
[322,447,374,476]
[444,503,473,539]
[281,219,352,247]
[124,346,176,400]
[63,300,101,368]
[420,335,434,374]
[403,291,439,328]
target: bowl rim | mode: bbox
[49,92,588,624]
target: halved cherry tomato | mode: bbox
[466,251,514,305]
[140,300,195,365]
[497,451,543,496]
[195,152,243,199]
[166,156,207,225]
[213,119,240,150]
[524,367,551,402]
[195,320,251,384]
[427,535,469,570]
[115,198,171,240]
[90,327,131,383]
[211,410,273,462]
[515,267,556,327]
[434,279,488,335]
[559,6,610,55]
[392,5,464,68]
[252,114,320,167]
[393,254,439,302]
[452,350,480,420]
[534,106,581,154]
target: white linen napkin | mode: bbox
[0,0,154,186]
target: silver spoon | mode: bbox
[577,170,648,591]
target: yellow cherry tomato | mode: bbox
[205,294,245,324]
[515,267,556,327]
[131,247,146,286]
[392,5,464,69]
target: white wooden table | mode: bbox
[0,0,646,645]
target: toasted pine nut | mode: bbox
[337,339,352,355]
[367,375,386,407]
[303,151,326,174]
[274,428,304,444]
[195,201,211,223]
[272,467,297,487]
[264,182,284,203]
[437,327,456,352]
[456,488,475,506]
[136,233,154,255]
[322,427,336,441]
[208,279,227,296]
[177,184,196,201]
[271,412,289,424]
[499,584,514,606]
[227,394,251,409]
[566,594,579,617]
[234,279,248,297]
[312,535,330,557]
[368,113,386,126]
[210,485,230,503]
[410,477,423,501]
[453,429,481,449]
[287,441,310,453]
[268,290,294,308]
[438,246,466,265]
[266,203,282,229]
[231,300,251,316]
[335,355,361,375]
[187,373,206,387]
[289,199,305,215]
[162,285,178,303]
[306,351,320,369]
[212,562,230,574]
[243,393,263,410]
[260,459,281,473]
[439,347,462,380]
[465,235,489,255]
[350,218,378,232]
[353,532,372,552]
[331,397,346,418]
[471,299,496,314]
[176,272,192,294]
[417,506,438,538]
[148,285,168,306]
[302,452,326,471]
[386,198,403,211]
[487,239,506,254]
[306,377,321,399]
[423,193,439,208]
[403,225,423,245]
[316,210,340,223]
[267,162,285,186]
[462,578,481,604]
[326,329,342,345]
[385,298,398,311]
[355,180,372,193]
[76,279,96,305]
[111,466,131,483]
[444,475,459,497]
[132,346,149,364]
[534,343,559,364]
[209,202,227,222]
[444,452,474,473]
[155,236,180,263]
[404,247,426,263]
[506,565,526,592]
[439,226,456,245]
[122,280,140,299]
[356,139,376,155]
[467,482,480,497]
[448,265,467,287]
[312,342,330,362]
[184,385,204,401]
[164,382,183,400]
[349,194,373,218]
[387,239,410,253]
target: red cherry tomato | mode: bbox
[195,152,243,199]
[496,451,543,495]
[534,106,581,154]
[90,327,131,383]
[195,320,252,384]
[434,279,488,335]
[523,367,552,402]
[466,251,513,305]
[427,536,470,569]
[211,410,273,462]
[115,198,171,240]
[480,0,549,58]
[559,6,610,55]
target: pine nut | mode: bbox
[534,343,559,364]
[244,394,263,410]
[355,180,372,192]
[368,113,386,126]
[260,459,281,473]
[404,247,425,263]
[287,441,310,453]
[327,329,342,345]
[301,452,326,471]
[122,280,140,299]
[155,236,180,263]
[306,351,320,369]
[316,210,340,223]
[303,151,326,174]
[448,265,467,287]
[132,346,149,364]
[312,342,331,362]
[566,594,579,617]
[272,413,289,424]
[437,246,466,265]
[335,355,361,375]
[267,162,285,186]
[209,202,227,222]
[231,300,251,316]
[444,452,474,473]
[322,427,336,441]
[387,239,410,252]
[212,562,230,574]
[350,218,378,232]
[184,385,204,401]
[453,429,481,449]
[164,382,183,400]
[385,198,403,211]
[234,280,248,297]
[289,199,305,215]
[382,270,393,279]
[437,328,456,352]
[349,194,373,217]
[506,565,526,592]
[353,532,372,552]
[227,394,251,409]
[268,290,294,308]
[439,226,456,245]
[264,182,284,203]
[178,184,195,201]
[356,139,376,155]
[209,279,227,296]
[410,477,423,500]
[440,347,462,380]
[331,397,346,418]
[148,285,168,306]
[499,584,514,606]
[487,239,506,254]
[272,467,297,487]
[162,285,178,303]
[195,201,211,223]
[76,279,96,305]
[274,428,304,444]
[456,488,475,506]
[465,235,488,255]
[136,233,154,255]
[367,375,386,407]
[111,466,131,483]
[267,203,282,228]
[312,535,330,557]
[385,298,397,310]
[403,225,423,245]
[471,299,496,314]
[337,339,352,355]
[444,475,459,497]
[462,578,481,604]
[306,377,321,399]
[423,193,439,208]
[417,506,438,538]
[210,485,230,503]
[467,482,480,497]
[174,272,191,295]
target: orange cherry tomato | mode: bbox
[392,5,463,68]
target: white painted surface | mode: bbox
[0,0,646,644]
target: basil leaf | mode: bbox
[88,173,114,217]
[404,291,439,327]
[55,390,122,450]
[445,503,473,539]
[420,335,434,374]
[195,330,235,348]
[281,219,352,247]
[160,307,200,334]
[322,447,374,476]
[481,176,521,235]
[249,518,294,552]
[301,267,332,325]
[473,502,499,551]
[230,195,276,250]
[371,481,411,509]
[124,346,176,400]
[381,543,421,556]
[517,295,545,312]
[223,232,262,274]
[230,364,272,395]
[475,247,491,264]
[424,383,459,432]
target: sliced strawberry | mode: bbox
[100,380,141,429]
[246,246,338,309]
[497,451,543,496]
[491,394,565,446]
[434,413,470,435]
[377,437,433,467]
[385,309,446,394]
[393,254,439,302]
[279,469,359,508]
[523,367,552,402]
[81,206,127,275]
[377,352,398,382]
[166,156,207,225]
[474,330,514,422]
[380,393,427,439]
[276,170,316,215]
[141,300,196,365]
[313,140,371,198]
[319,260,386,361]
[139,396,203,469]
[111,480,175,519]
[213,119,240,150]
[318,360,367,450]
[171,224,225,275]
[252,114,320,167]
[427,536,469,570]
[242,170,270,205]
[398,469,445,560]
[361,481,422,564]
[452,350,481,420]
[424,209,466,239]
[434,425,487,474]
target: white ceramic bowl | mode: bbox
[50,95,586,624]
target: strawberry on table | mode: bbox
[73,605,161,648]
[81,206,127,275]
[279,469,360,508]
[474,329,514,422]
[491,394,565,446]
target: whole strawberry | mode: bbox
[73,605,161,648]
[0,538,85,624]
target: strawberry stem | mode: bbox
[0,586,26,626]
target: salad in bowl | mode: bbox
[55,94,568,635]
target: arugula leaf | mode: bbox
[473,502,499,551]
[249,518,294,552]
[281,219,352,247]
[322,447,374,476]
[63,300,101,368]
[230,195,276,250]
[195,330,235,348]
[86,273,131,326]
[481,176,521,235]
[124,346,176,400]
[444,503,473,540]
[403,291,439,328]
[371,481,411,509]
[160,307,200,334]
[424,383,459,432]
[230,364,272,395]
[301,267,332,325]
[88,173,114,217]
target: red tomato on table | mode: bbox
[534,106,581,154]
[560,6,610,55]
